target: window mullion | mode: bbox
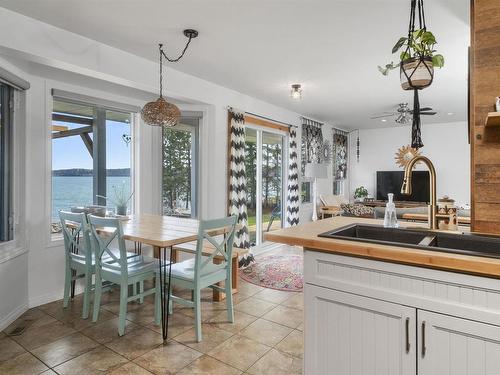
[93,107,107,206]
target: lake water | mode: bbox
[52,176,131,221]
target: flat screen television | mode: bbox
[376,171,430,203]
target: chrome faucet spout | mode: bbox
[401,156,438,230]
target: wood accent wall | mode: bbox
[470,0,500,233]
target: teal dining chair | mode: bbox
[88,215,161,336]
[60,211,142,319]
[59,211,95,319]
[168,215,237,342]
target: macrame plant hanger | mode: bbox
[401,0,434,149]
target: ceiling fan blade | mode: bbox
[370,113,397,119]
[420,112,437,115]
[419,107,434,111]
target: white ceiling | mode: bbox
[0,0,469,129]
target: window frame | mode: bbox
[49,92,137,241]
[244,123,288,246]
[160,113,201,219]
[0,86,26,262]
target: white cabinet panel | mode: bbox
[418,310,500,375]
[305,284,416,375]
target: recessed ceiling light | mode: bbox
[290,84,302,100]
[381,119,387,122]
[447,112,454,115]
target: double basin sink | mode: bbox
[319,224,500,259]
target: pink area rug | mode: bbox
[240,254,303,292]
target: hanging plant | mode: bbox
[378,29,445,90]
[376,0,443,150]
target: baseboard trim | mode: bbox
[0,303,28,331]
[29,285,84,309]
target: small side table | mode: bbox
[319,207,344,219]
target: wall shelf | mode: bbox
[485,112,500,127]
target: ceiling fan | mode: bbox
[370,103,437,124]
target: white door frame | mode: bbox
[246,124,288,246]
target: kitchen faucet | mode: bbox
[401,156,438,230]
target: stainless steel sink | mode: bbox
[318,224,500,259]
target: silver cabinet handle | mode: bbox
[405,317,410,353]
[421,321,426,357]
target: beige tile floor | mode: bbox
[0,247,304,374]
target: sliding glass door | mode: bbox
[245,126,286,246]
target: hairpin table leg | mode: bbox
[158,246,173,343]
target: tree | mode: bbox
[162,128,192,215]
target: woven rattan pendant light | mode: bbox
[141,30,198,127]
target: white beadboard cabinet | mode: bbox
[305,285,416,375]
[304,249,500,375]
[418,310,500,375]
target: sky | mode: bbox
[52,120,131,170]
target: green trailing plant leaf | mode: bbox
[432,54,444,68]
[421,31,436,45]
[378,62,400,75]
[400,51,411,61]
[392,37,407,53]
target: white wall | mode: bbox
[349,121,470,206]
[0,56,28,330]
[0,7,337,326]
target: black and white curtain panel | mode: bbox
[227,109,253,267]
[301,117,324,173]
[333,129,348,180]
[286,128,299,226]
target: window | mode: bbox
[0,83,13,241]
[51,98,133,234]
[162,117,199,218]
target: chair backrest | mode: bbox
[88,215,128,275]
[59,211,92,266]
[194,215,237,280]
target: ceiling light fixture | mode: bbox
[381,119,388,122]
[290,84,302,100]
[141,29,199,127]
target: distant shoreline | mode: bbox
[53,168,130,177]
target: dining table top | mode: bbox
[117,214,229,248]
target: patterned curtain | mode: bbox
[300,118,323,204]
[227,109,252,267]
[286,128,299,226]
[332,129,348,195]
[333,129,348,180]
[301,118,324,173]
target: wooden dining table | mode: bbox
[117,214,236,342]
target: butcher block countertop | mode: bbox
[264,216,500,278]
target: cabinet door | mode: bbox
[305,284,416,375]
[418,310,500,375]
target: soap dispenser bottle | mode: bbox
[384,193,399,228]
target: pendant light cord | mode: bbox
[157,34,195,98]
[159,44,163,98]
[160,35,195,63]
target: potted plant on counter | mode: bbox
[378,28,444,90]
[354,186,369,203]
